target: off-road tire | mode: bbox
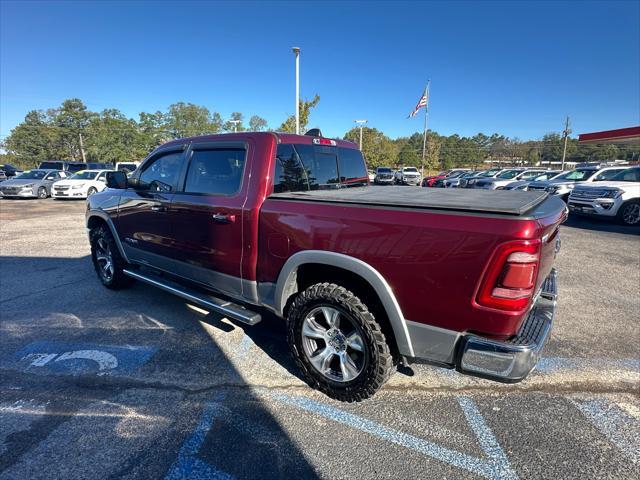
[89,225,134,289]
[617,200,640,226]
[287,282,395,402]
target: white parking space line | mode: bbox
[268,392,518,480]
[574,399,640,464]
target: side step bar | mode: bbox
[123,269,261,326]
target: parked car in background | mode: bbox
[395,166,421,185]
[0,169,67,198]
[527,166,629,201]
[367,170,376,182]
[38,161,86,173]
[444,170,482,188]
[464,167,504,188]
[86,130,566,401]
[374,166,395,184]
[0,163,24,179]
[422,168,470,187]
[473,168,548,190]
[116,161,141,173]
[86,162,114,170]
[568,166,640,226]
[504,170,562,191]
[51,169,112,199]
[0,171,7,182]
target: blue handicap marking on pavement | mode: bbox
[11,340,157,376]
[165,392,235,480]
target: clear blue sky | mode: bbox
[1,0,638,141]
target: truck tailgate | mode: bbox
[270,186,549,216]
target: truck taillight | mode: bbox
[476,240,540,312]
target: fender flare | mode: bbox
[274,250,414,357]
[86,210,130,263]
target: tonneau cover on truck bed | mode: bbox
[270,186,549,216]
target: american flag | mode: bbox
[408,87,429,118]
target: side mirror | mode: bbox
[106,171,127,189]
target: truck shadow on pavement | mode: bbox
[0,254,320,479]
[563,215,640,235]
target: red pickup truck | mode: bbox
[86,131,566,401]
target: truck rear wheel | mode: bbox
[90,225,134,289]
[287,282,394,402]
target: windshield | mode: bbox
[519,171,543,180]
[69,171,99,180]
[377,167,392,173]
[448,171,466,178]
[610,167,640,182]
[403,167,418,173]
[534,172,558,181]
[479,169,499,177]
[15,170,48,180]
[497,169,521,179]
[559,169,595,181]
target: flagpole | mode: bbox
[421,80,430,178]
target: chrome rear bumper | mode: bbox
[456,269,557,383]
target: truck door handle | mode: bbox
[150,205,166,212]
[212,213,236,224]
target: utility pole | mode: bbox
[354,120,368,150]
[561,116,571,171]
[292,47,300,134]
[79,133,87,162]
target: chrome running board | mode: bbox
[123,269,262,325]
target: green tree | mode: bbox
[54,98,94,160]
[249,115,268,131]
[425,134,442,173]
[540,132,575,164]
[138,110,168,149]
[165,102,218,138]
[2,110,59,168]
[343,126,396,169]
[279,94,320,133]
[85,109,147,163]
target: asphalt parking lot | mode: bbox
[0,198,638,480]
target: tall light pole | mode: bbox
[354,120,368,150]
[228,119,240,132]
[292,47,300,134]
[560,116,571,171]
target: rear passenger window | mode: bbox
[273,145,310,193]
[294,144,339,189]
[184,149,246,195]
[337,147,367,184]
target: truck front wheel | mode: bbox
[287,282,394,402]
[90,225,134,289]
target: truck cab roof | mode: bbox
[162,131,359,150]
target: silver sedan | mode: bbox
[0,169,67,199]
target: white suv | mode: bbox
[395,167,421,185]
[568,167,640,226]
[51,169,112,199]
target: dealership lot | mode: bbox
[0,199,638,479]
